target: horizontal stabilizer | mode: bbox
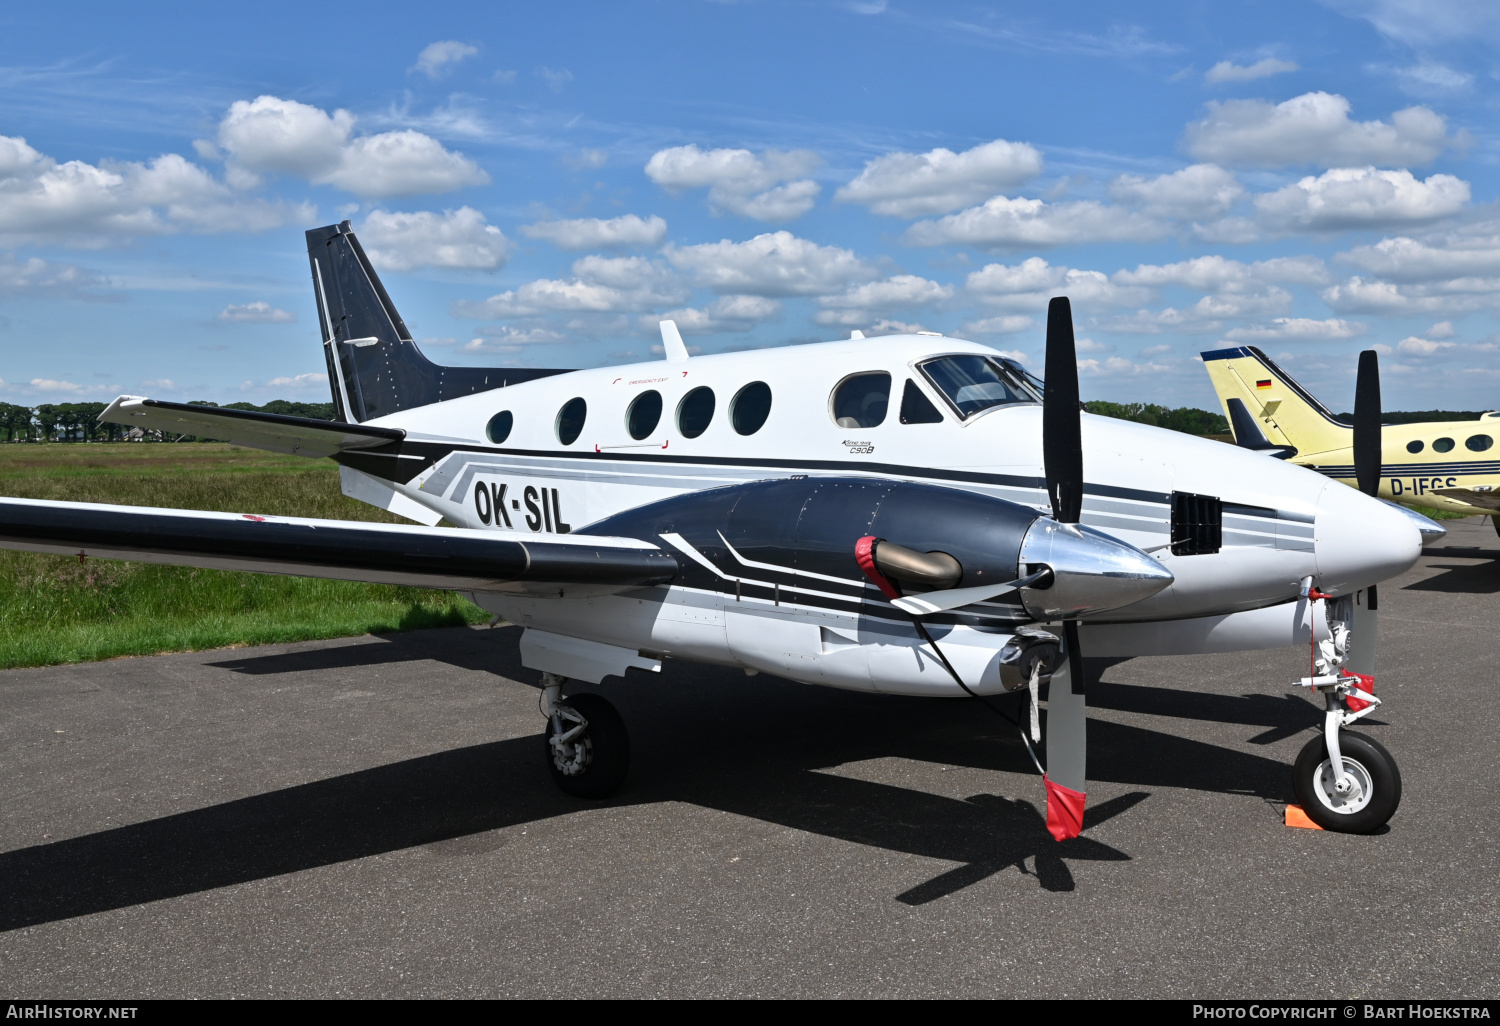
[99,397,403,458]
[0,497,677,593]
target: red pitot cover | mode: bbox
[1044,775,1087,841]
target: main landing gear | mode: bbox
[540,672,630,799]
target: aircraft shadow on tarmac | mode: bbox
[0,631,1302,931]
[1404,555,1500,594]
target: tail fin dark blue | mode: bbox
[306,221,566,423]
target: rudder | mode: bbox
[1201,345,1350,460]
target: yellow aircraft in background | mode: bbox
[1201,345,1500,530]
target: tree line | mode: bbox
[0,400,337,442]
[1082,402,1230,436]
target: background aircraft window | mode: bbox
[677,386,715,438]
[899,379,944,424]
[731,381,772,435]
[1467,434,1493,452]
[1434,436,1455,453]
[920,355,1031,419]
[831,372,890,428]
[556,397,587,445]
[627,390,663,440]
[1406,439,1424,453]
[486,410,513,444]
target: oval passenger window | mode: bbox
[731,381,773,436]
[1406,439,1424,454]
[486,411,513,444]
[677,386,715,438]
[1434,437,1455,453]
[831,372,891,428]
[627,390,663,440]
[556,397,587,446]
[1467,434,1494,452]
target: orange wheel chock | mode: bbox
[1284,804,1324,830]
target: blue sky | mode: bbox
[2,0,1499,413]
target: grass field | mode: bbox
[0,443,488,669]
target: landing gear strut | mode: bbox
[540,672,630,799]
[1294,588,1402,832]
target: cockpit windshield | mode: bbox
[919,355,1041,419]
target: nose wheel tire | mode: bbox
[1293,730,1401,833]
[544,692,630,799]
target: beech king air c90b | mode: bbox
[0,222,1438,837]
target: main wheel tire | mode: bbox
[1293,730,1401,833]
[543,692,629,799]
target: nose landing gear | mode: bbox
[540,672,630,799]
[1293,590,1402,833]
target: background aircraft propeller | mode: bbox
[1347,349,1383,677]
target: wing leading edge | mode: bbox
[0,498,677,593]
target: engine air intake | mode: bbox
[1171,491,1222,556]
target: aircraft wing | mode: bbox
[99,396,403,458]
[0,497,677,593]
[1432,488,1500,512]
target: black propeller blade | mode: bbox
[1353,349,1382,498]
[1043,296,1083,524]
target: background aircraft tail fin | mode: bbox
[305,221,566,423]
[1200,345,1349,459]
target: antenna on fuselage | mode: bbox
[658,320,689,363]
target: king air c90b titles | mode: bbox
[0,222,1442,838]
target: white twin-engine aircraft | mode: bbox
[0,221,1443,839]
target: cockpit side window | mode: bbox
[898,379,944,424]
[919,355,1034,419]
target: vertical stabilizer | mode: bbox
[1201,345,1350,460]
[306,221,566,422]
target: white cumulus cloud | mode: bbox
[217,95,488,198]
[1204,57,1299,83]
[1224,318,1368,341]
[905,195,1163,248]
[1183,91,1449,168]
[956,314,1035,336]
[1109,164,1244,221]
[1337,228,1500,282]
[0,253,101,296]
[413,41,478,78]
[1254,167,1469,232]
[359,207,509,271]
[647,294,783,335]
[834,139,1044,217]
[521,214,667,251]
[0,134,310,245]
[218,301,295,323]
[814,274,953,326]
[266,372,329,389]
[966,257,1150,310]
[455,255,686,319]
[645,145,822,221]
[665,231,875,296]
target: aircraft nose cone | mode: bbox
[1315,482,1423,593]
[1016,519,1175,620]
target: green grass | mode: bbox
[0,442,489,669]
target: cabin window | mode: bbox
[1171,492,1222,556]
[831,372,891,428]
[1406,440,1424,454]
[556,397,587,446]
[627,390,663,440]
[899,379,944,424]
[486,410,513,444]
[677,386,715,438]
[1466,434,1493,452]
[731,381,773,435]
[919,355,1033,419]
[1434,437,1455,453]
